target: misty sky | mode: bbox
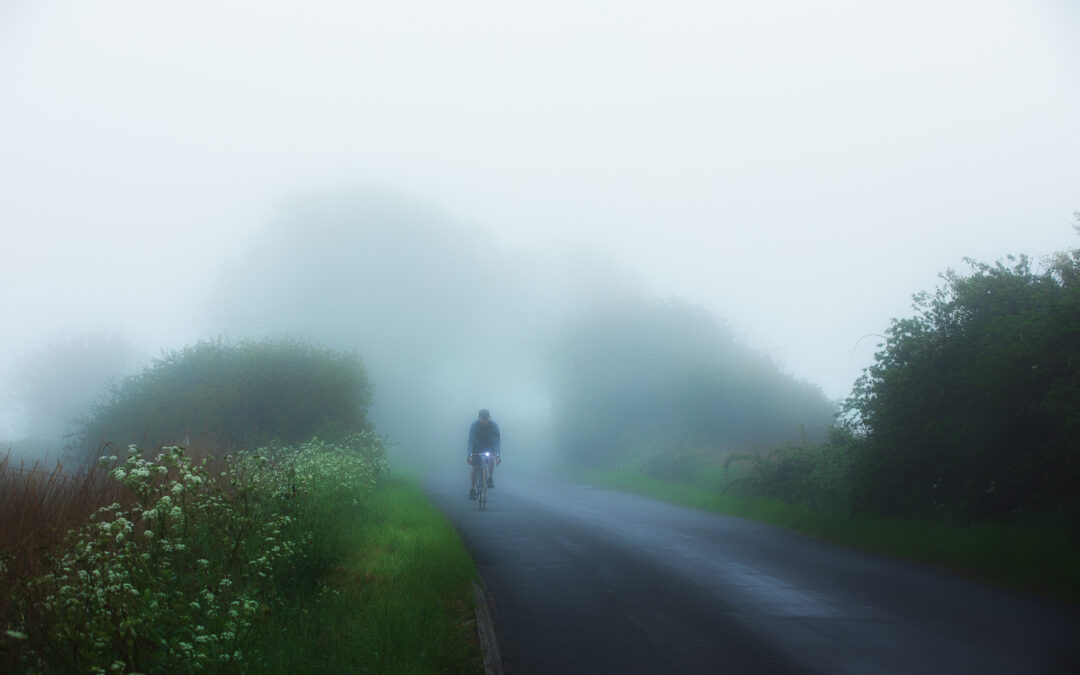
[2,0,1079,436]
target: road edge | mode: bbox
[472,581,503,675]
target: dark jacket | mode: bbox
[467,419,501,458]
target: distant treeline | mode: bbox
[22,190,1080,530]
[548,297,836,467]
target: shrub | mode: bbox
[845,247,1080,522]
[3,434,386,673]
[722,428,857,510]
[76,337,374,455]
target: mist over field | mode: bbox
[2,1,1079,464]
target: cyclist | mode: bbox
[467,408,501,500]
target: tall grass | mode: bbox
[0,453,126,639]
[580,468,1080,604]
[249,475,483,674]
[0,434,388,673]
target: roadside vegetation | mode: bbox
[557,230,1080,604]
[74,336,375,454]
[578,463,1080,603]
[1,338,482,673]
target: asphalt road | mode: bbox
[424,468,1080,674]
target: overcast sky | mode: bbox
[2,0,1079,435]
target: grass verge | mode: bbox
[579,467,1080,605]
[250,474,484,674]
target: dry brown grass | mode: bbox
[0,440,228,635]
[0,453,124,616]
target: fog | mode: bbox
[201,187,636,464]
[2,1,1079,462]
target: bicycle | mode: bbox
[476,451,493,511]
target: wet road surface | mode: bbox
[424,469,1080,674]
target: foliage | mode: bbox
[3,434,386,673]
[0,453,126,639]
[76,337,374,454]
[721,427,858,510]
[248,476,484,674]
[844,244,1080,521]
[549,297,837,467]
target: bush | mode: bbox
[721,428,857,510]
[845,245,1080,522]
[4,434,386,673]
[76,337,374,455]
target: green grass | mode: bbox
[579,467,1080,605]
[249,474,484,674]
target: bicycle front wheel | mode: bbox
[481,462,490,509]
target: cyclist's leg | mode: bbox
[487,454,496,487]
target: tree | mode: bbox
[76,337,374,454]
[549,297,835,467]
[845,244,1080,521]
